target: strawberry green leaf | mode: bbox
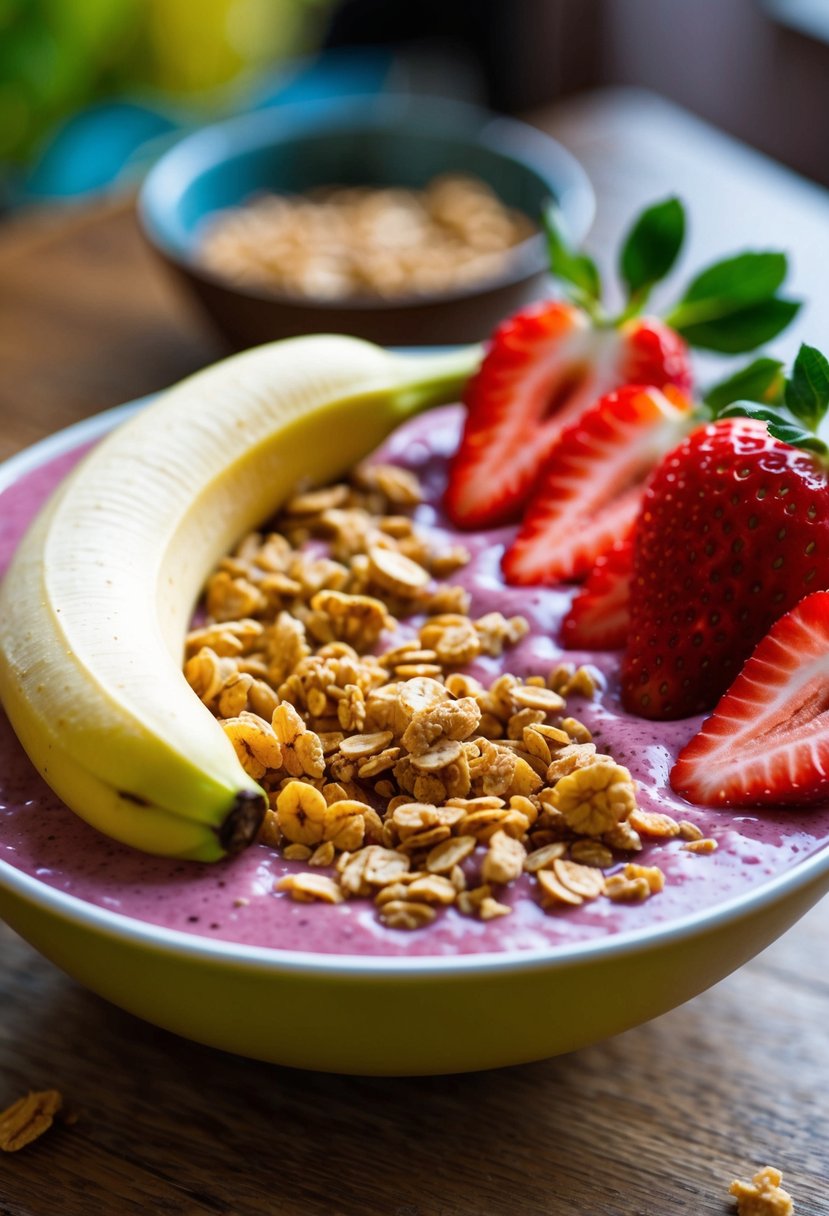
[675,251,788,311]
[785,343,829,431]
[542,201,602,310]
[670,297,800,354]
[620,196,685,302]
[718,402,828,455]
[705,357,785,417]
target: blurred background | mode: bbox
[2,0,829,214]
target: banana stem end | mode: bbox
[392,344,483,417]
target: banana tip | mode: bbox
[218,790,267,856]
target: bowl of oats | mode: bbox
[137,95,594,347]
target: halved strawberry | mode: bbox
[444,304,693,530]
[561,537,634,650]
[501,383,692,584]
[445,195,799,532]
[671,591,829,806]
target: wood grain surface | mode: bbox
[1,89,828,1215]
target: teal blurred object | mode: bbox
[21,101,178,199]
[12,49,395,204]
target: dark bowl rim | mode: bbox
[137,93,595,314]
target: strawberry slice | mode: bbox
[561,537,634,650]
[501,383,692,585]
[444,303,692,530]
[671,591,829,806]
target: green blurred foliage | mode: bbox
[0,0,333,164]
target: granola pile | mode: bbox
[198,175,535,301]
[185,461,714,929]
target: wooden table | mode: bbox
[1,88,827,1214]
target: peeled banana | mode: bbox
[0,336,479,860]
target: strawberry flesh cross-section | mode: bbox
[443,301,692,530]
[501,383,693,585]
[671,590,829,806]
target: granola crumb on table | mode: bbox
[184,461,706,930]
[729,1166,795,1215]
[0,1090,63,1152]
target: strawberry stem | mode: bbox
[542,202,603,315]
[612,287,650,327]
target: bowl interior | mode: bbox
[140,96,594,280]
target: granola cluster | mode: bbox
[185,462,710,929]
[729,1167,795,1216]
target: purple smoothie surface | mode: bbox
[2,405,829,958]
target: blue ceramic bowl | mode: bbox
[138,94,595,348]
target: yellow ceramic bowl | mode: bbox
[3,846,828,1074]
[2,404,829,1075]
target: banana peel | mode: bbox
[0,336,480,860]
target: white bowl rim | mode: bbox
[2,397,828,980]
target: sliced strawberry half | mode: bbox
[561,536,634,650]
[444,304,693,530]
[501,383,692,585]
[671,591,829,806]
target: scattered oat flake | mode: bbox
[729,1166,794,1215]
[565,665,601,698]
[605,872,652,902]
[457,884,496,917]
[406,874,458,905]
[525,842,568,872]
[512,685,565,712]
[426,834,477,873]
[683,837,718,854]
[537,868,583,907]
[368,545,430,595]
[0,1090,63,1152]
[629,807,681,838]
[378,900,436,930]
[570,839,613,868]
[479,895,512,920]
[309,841,336,866]
[278,872,344,903]
[623,862,664,893]
[283,842,313,861]
[552,858,605,899]
[560,716,593,743]
[339,730,393,758]
[482,830,526,885]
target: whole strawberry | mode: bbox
[621,345,829,719]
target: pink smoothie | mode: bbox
[2,406,828,957]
